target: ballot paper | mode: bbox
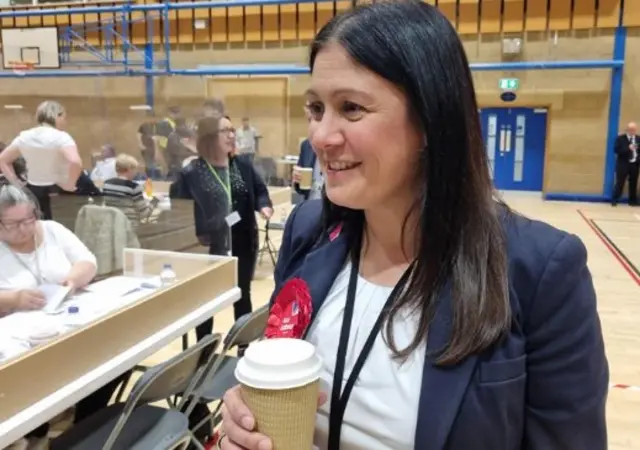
[39,284,72,314]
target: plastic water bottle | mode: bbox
[160,263,177,286]
[65,305,84,328]
[281,207,288,223]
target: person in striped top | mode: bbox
[102,154,156,226]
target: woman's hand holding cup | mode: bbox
[220,385,327,450]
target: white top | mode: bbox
[0,221,97,290]
[307,262,425,450]
[236,126,259,154]
[10,126,76,186]
[90,157,117,182]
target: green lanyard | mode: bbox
[205,161,232,204]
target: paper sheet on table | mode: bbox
[39,284,72,314]
[85,276,145,298]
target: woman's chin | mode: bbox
[325,186,364,210]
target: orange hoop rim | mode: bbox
[7,61,35,71]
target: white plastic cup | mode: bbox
[235,339,322,450]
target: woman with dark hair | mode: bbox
[219,2,607,450]
[170,116,273,340]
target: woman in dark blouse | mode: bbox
[170,116,273,340]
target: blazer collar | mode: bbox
[297,229,477,450]
[299,225,349,325]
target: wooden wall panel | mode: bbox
[262,5,280,42]
[177,1,193,44]
[316,2,334,33]
[598,0,621,27]
[245,6,261,42]
[168,11,179,44]
[130,12,146,45]
[525,0,548,30]
[479,0,501,33]
[572,0,596,29]
[548,0,572,30]
[228,6,244,42]
[298,4,315,40]
[458,1,479,35]
[193,8,210,44]
[623,0,640,26]
[14,8,28,27]
[56,8,70,26]
[336,0,351,15]
[28,7,43,27]
[503,0,525,32]
[211,5,227,43]
[437,1,457,27]
[279,5,296,41]
[84,11,101,46]
[0,8,14,29]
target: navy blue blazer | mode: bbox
[270,200,608,450]
[294,139,316,199]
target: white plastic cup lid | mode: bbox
[235,338,322,390]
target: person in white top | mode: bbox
[0,101,83,220]
[0,185,130,450]
[0,185,97,315]
[90,144,118,183]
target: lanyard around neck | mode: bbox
[328,250,414,449]
[205,161,232,204]
[7,235,43,285]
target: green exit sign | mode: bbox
[499,78,520,90]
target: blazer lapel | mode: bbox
[300,229,349,325]
[414,285,479,450]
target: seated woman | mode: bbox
[102,154,156,226]
[0,185,128,448]
[0,142,27,188]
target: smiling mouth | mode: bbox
[326,161,361,172]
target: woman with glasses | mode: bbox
[0,185,126,449]
[0,185,97,313]
[171,116,274,339]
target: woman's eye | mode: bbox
[341,101,366,121]
[305,102,324,120]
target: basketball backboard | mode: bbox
[1,27,60,69]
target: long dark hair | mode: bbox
[310,1,510,365]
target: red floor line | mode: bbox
[576,209,640,286]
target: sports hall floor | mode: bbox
[133,192,640,449]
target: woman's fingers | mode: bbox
[221,387,273,450]
[223,385,255,430]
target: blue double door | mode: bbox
[479,107,548,191]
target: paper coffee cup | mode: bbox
[294,166,313,190]
[235,338,322,450]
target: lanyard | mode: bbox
[6,235,43,285]
[205,161,232,204]
[328,250,414,449]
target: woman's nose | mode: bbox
[309,116,344,151]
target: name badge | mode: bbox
[225,211,241,227]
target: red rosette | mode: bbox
[264,277,313,340]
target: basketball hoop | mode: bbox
[7,61,35,75]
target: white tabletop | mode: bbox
[0,281,240,447]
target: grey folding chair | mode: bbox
[188,306,269,435]
[50,333,223,450]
